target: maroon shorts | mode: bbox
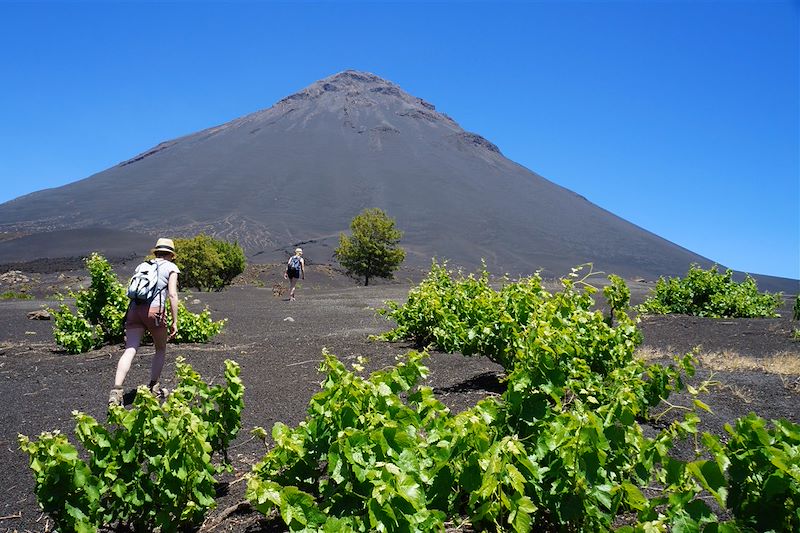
[125,303,166,332]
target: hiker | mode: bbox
[284,247,305,301]
[109,238,180,406]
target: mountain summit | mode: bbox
[0,70,712,278]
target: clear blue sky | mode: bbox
[1,1,797,279]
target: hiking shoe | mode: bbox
[108,387,123,407]
[149,381,169,401]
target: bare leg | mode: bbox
[114,327,144,387]
[149,327,169,384]
[289,277,297,299]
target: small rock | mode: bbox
[283,317,295,322]
[27,310,52,320]
[192,299,201,305]
[0,270,30,284]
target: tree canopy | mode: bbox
[174,234,246,291]
[334,208,405,286]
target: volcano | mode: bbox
[0,70,752,281]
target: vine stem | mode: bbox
[653,400,692,423]
[198,500,252,532]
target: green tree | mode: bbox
[334,208,405,286]
[174,234,246,291]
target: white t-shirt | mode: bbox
[149,258,180,309]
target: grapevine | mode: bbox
[248,262,798,531]
[639,264,783,318]
[51,253,226,353]
[19,359,244,532]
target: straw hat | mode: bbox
[152,238,176,257]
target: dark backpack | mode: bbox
[288,255,302,274]
[127,259,161,303]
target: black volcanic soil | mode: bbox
[0,268,798,532]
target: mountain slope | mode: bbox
[0,70,720,279]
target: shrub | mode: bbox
[378,262,641,373]
[334,207,405,286]
[52,304,102,354]
[603,273,630,324]
[378,262,515,367]
[0,291,33,299]
[703,415,800,532]
[19,359,244,533]
[639,264,783,318]
[249,263,798,532]
[51,254,225,353]
[171,358,244,463]
[251,266,720,531]
[248,351,448,532]
[76,253,129,343]
[171,301,226,343]
[52,253,128,353]
[173,234,246,291]
[793,294,800,321]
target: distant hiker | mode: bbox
[284,247,305,301]
[109,238,180,406]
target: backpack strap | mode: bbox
[153,259,165,311]
[153,260,175,313]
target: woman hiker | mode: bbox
[284,247,305,301]
[109,238,180,406]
